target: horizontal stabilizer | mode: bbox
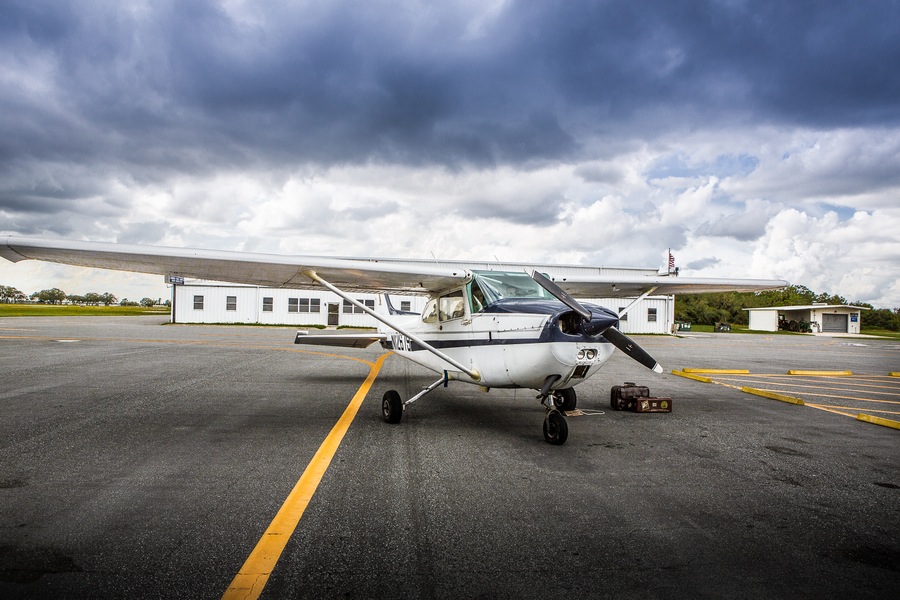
[294,331,387,348]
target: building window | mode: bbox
[226,296,237,311]
[618,307,628,321]
[263,297,274,312]
[343,299,374,314]
[289,298,322,313]
[648,307,657,322]
[193,295,204,310]
[401,301,411,312]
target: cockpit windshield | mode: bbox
[471,270,555,304]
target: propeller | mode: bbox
[530,270,664,373]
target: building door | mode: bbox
[822,313,848,333]
[327,303,340,326]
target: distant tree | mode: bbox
[31,288,67,304]
[99,292,117,306]
[861,308,900,331]
[0,285,26,303]
[139,297,156,307]
[163,299,171,308]
[83,292,101,305]
[119,298,139,306]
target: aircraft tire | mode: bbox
[553,388,577,412]
[543,411,568,445]
[382,390,403,424]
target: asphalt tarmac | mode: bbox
[1,317,898,599]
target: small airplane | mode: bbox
[1,236,786,444]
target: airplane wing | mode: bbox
[2,236,786,298]
[0,236,468,295]
[548,274,788,298]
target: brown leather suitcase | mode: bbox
[634,397,672,413]
[610,382,650,411]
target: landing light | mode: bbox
[577,349,585,360]
[586,349,597,360]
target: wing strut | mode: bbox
[303,270,481,382]
[616,286,658,318]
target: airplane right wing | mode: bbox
[548,274,788,298]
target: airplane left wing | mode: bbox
[548,274,788,298]
[0,237,468,295]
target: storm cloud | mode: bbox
[2,0,900,306]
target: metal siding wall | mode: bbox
[748,310,778,331]
[173,282,671,332]
[584,297,673,334]
[174,285,427,327]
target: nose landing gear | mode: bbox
[542,410,568,445]
[538,379,575,445]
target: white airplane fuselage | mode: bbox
[381,300,618,391]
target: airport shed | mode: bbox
[745,304,868,334]
[169,260,676,334]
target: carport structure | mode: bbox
[746,304,868,334]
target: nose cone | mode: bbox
[582,307,619,337]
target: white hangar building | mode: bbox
[746,304,868,334]
[169,259,676,335]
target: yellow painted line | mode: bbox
[890,372,900,377]
[672,370,712,383]
[856,413,900,430]
[812,404,900,416]
[740,386,805,405]
[682,368,750,374]
[787,369,852,376]
[710,378,900,402]
[222,352,392,600]
[805,403,858,418]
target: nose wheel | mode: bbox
[543,410,568,445]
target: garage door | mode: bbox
[822,313,848,333]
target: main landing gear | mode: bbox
[382,373,449,425]
[382,373,577,446]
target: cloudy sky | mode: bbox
[2,0,899,306]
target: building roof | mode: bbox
[744,304,869,312]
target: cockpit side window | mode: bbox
[422,298,438,323]
[469,279,486,313]
[439,290,466,321]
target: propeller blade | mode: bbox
[603,326,664,373]
[530,270,591,320]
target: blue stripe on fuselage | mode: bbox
[380,299,619,351]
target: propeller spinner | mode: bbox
[530,270,664,373]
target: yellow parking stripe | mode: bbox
[222,352,391,600]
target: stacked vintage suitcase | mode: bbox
[609,382,672,413]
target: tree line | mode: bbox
[674,284,900,331]
[1,285,166,308]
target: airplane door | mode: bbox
[435,289,477,374]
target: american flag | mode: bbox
[668,250,675,272]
